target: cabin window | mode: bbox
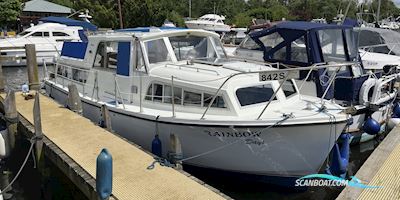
[145,83,226,108]
[18,31,30,36]
[239,37,261,50]
[259,32,284,52]
[53,32,70,37]
[93,41,119,70]
[184,91,202,106]
[134,44,146,71]
[31,32,43,37]
[153,84,163,102]
[318,29,346,62]
[345,29,357,60]
[217,20,223,23]
[236,85,277,106]
[164,85,183,104]
[144,39,172,64]
[282,80,297,97]
[203,93,226,108]
[43,32,49,37]
[290,36,308,63]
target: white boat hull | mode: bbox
[45,82,347,177]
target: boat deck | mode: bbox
[337,125,400,199]
[1,92,225,200]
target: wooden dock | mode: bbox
[0,92,226,200]
[337,125,400,200]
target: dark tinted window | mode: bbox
[236,85,276,106]
[53,32,69,36]
[282,80,297,97]
[31,32,43,37]
[43,32,49,36]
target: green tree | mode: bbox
[0,0,21,29]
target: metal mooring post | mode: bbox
[33,92,43,161]
[4,90,17,150]
[25,44,40,90]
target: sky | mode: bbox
[394,0,400,7]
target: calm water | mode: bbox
[1,66,379,199]
[1,66,86,200]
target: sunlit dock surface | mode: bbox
[0,92,226,200]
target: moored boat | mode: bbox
[44,29,350,178]
[233,21,399,142]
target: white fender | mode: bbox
[359,78,377,105]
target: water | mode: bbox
[0,66,86,200]
[185,140,379,200]
[1,66,380,199]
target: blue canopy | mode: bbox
[249,21,363,100]
[39,16,97,31]
[249,21,355,66]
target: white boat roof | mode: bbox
[199,14,226,20]
[88,29,221,41]
[24,22,83,32]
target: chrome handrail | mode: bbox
[200,62,357,120]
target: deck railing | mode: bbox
[46,61,361,120]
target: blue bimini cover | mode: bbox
[61,42,88,59]
[116,42,131,76]
[249,21,364,100]
[39,16,98,31]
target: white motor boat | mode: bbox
[233,21,399,143]
[185,14,231,33]
[355,27,400,71]
[0,22,83,66]
[44,29,349,178]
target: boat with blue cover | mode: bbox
[234,21,399,144]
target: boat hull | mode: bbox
[45,82,347,177]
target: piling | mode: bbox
[67,84,83,113]
[25,44,39,90]
[4,90,17,150]
[0,61,4,93]
[33,92,43,161]
[168,133,183,169]
[100,105,112,132]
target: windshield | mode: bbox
[356,29,400,55]
[318,29,347,62]
[169,35,226,61]
[18,31,30,37]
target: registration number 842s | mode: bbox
[259,71,299,82]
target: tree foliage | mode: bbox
[9,0,400,29]
[0,0,21,28]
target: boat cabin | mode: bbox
[18,23,83,42]
[54,29,308,118]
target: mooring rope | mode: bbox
[147,113,293,170]
[0,135,41,195]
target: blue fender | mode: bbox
[393,103,400,118]
[363,117,380,135]
[329,133,350,177]
[151,135,162,157]
[96,148,112,200]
